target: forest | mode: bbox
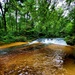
[0,0,75,45]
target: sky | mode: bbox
[0,0,75,16]
[0,0,4,3]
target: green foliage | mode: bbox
[65,35,75,45]
[0,31,27,43]
[0,0,75,45]
[64,22,73,34]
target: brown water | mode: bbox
[0,42,75,75]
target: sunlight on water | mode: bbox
[0,42,28,49]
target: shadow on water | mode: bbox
[0,38,75,75]
[0,43,30,55]
[0,43,46,56]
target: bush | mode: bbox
[65,36,75,45]
[14,36,27,42]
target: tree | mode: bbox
[0,1,7,31]
[68,7,75,35]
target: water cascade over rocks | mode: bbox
[29,38,67,45]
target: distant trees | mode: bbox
[0,1,9,31]
[68,8,75,35]
[0,0,75,44]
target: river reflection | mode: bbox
[0,42,75,75]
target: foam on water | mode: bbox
[29,38,67,45]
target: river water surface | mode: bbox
[0,40,75,75]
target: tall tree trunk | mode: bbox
[3,14,7,31]
[9,12,13,31]
[15,9,18,30]
[0,2,7,31]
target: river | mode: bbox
[0,38,75,75]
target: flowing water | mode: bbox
[29,38,67,45]
[0,39,75,75]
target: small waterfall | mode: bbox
[29,38,67,45]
